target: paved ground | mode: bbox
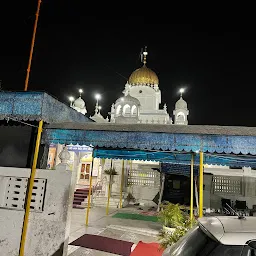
[68,206,161,255]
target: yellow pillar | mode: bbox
[106,178,111,215]
[19,120,43,256]
[106,159,113,215]
[119,160,125,208]
[85,157,94,226]
[190,153,194,223]
[199,151,204,218]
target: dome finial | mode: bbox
[142,46,148,65]
[179,88,185,98]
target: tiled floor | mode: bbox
[68,206,161,255]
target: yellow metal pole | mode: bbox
[24,0,42,91]
[85,157,94,226]
[119,160,125,208]
[19,120,43,256]
[190,154,194,223]
[106,178,111,215]
[106,159,113,215]
[199,151,204,218]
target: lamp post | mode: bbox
[179,88,185,97]
[69,96,75,107]
[95,94,101,114]
[95,94,101,106]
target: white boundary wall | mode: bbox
[0,166,75,256]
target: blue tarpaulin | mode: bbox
[92,148,256,169]
[0,91,92,124]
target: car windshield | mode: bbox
[166,225,218,256]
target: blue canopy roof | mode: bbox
[0,91,92,124]
[92,148,256,168]
[43,127,256,155]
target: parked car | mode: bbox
[163,216,256,255]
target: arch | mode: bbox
[123,104,131,115]
[131,105,137,115]
[116,105,122,116]
[177,112,185,122]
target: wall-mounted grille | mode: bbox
[212,175,242,195]
[127,169,158,187]
[2,177,46,212]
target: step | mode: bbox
[74,194,88,198]
[73,204,86,209]
[73,200,84,205]
[73,198,85,202]
[76,188,89,191]
[75,191,89,195]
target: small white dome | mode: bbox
[74,96,85,109]
[175,96,187,110]
[116,93,140,106]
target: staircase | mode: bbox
[73,188,90,209]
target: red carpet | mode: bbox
[130,242,164,256]
[70,234,133,256]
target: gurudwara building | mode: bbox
[47,48,191,208]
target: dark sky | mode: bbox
[0,2,255,126]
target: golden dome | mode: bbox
[128,64,159,86]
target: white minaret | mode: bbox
[69,89,87,115]
[173,88,189,125]
[89,93,109,123]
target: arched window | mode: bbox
[177,112,185,122]
[131,105,137,115]
[123,104,131,115]
[116,105,122,116]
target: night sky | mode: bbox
[0,2,255,126]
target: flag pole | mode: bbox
[24,0,42,91]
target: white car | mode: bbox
[163,216,256,255]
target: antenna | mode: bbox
[142,46,148,65]
[225,203,245,219]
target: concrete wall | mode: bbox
[203,173,213,208]
[124,161,160,207]
[204,167,256,209]
[0,166,74,256]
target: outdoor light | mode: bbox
[179,88,185,95]
[69,96,75,102]
[69,96,75,107]
[121,97,124,102]
[99,106,102,110]
[95,94,101,100]
[79,89,83,96]
[195,150,199,154]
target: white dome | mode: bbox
[116,93,140,106]
[74,96,85,109]
[175,96,187,110]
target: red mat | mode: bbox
[70,234,133,256]
[130,241,164,256]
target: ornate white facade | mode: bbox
[173,95,189,125]
[90,102,109,123]
[70,90,87,115]
[70,48,189,125]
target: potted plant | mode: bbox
[104,167,118,176]
[158,202,196,249]
[104,167,118,195]
[126,192,136,204]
